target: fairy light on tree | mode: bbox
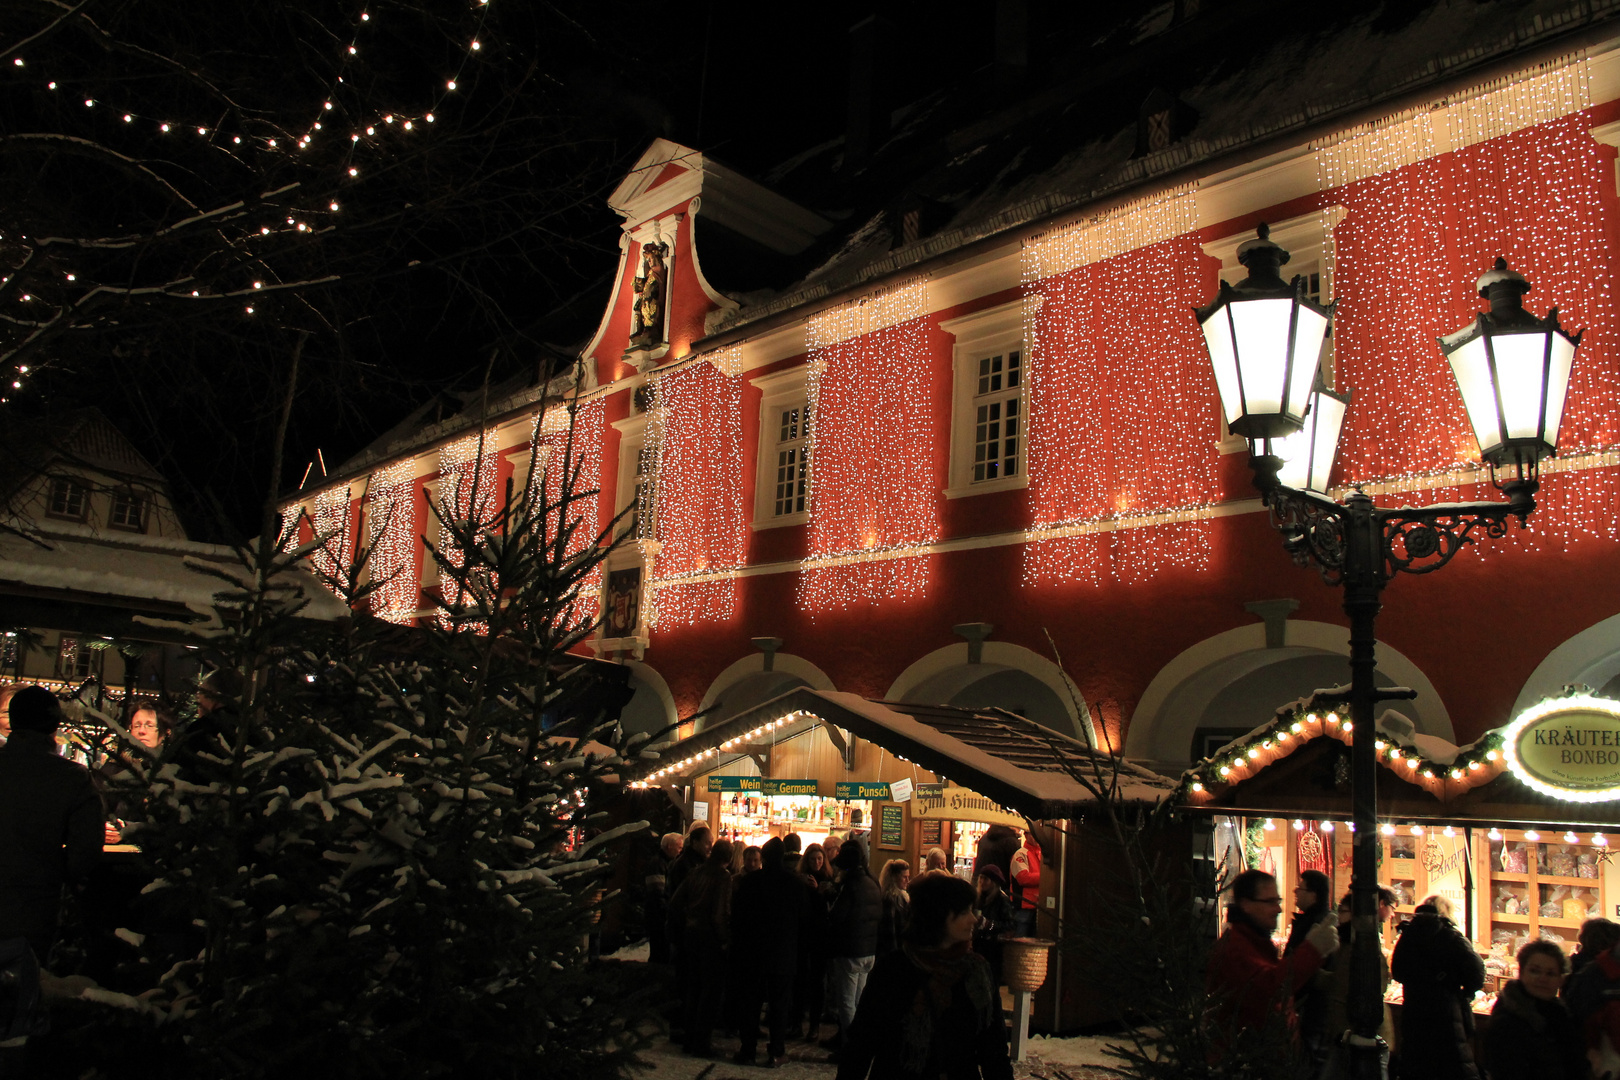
[0,3,636,538]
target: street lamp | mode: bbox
[1194,227,1580,1080]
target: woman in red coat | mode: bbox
[1206,869,1339,1064]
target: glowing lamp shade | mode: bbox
[1259,388,1348,494]
[1438,259,1580,479]
[1196,224,1332,440]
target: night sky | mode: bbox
[0,1,1122,540]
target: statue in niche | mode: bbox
[630,241,669,345]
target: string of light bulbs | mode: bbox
[646,358,745,628]
[531,397,607,627]
[1019,186,1217,586]
[365,459,421,624]
[308,483,355,589]
[1318,64,1620,553]
[799,279,938,612]
[434,429,500,616]
[4,3,495,175]
[0,2,504,365]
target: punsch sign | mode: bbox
[1504,693,1620,802]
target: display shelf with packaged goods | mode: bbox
[1477,828,1614,963]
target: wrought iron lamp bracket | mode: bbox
[1262,481,1533,586]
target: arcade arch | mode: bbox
[1124,621,1453,764]
[696,653,836,732]
[885,642,1094,744]
[1514,610,1620,716]
[618,659,679,739]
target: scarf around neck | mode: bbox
[897,940,995,1073]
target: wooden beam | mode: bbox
[819,719,856,771]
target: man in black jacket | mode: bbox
[731,837,808,1066]
[1389,895,1485,1080]
[823,836,881,1057]
[0,687,104,957]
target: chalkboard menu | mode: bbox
[879,803,905,850]
[919,818,943,848]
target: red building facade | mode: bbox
[288,30,1620,779]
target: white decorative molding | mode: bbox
[937,294,1039,343]
[940,296,1040,498]
[1198,147,1319,232]
[1592,119,1620,198]
[884,641,1095,745]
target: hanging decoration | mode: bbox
[0,3,507,364]
[434,428,500,617]
[647,357,746,628]
[1296,827,1328,875]
[365,459,419,624]
[307,484,354,590]
[1019,186,1217,585]
[1317,59,1620,555]
[798,279,939,612]
[531,396,607,628]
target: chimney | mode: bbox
[995,0,1028,78]
[844,15,892,172]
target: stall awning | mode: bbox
[1186,731,1620,829]
[636,687,1178,821]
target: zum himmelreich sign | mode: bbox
[1504,692,1620,801]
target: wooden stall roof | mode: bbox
[1188,734,1620,829]
[638,687,1178,821]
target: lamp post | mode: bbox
[1194,226,1581,1079]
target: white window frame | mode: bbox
[751,365,813,529]
[612,409,652,541]
[1202,208,1344,454]
[940,297,1036,499]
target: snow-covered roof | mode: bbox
[710,0,1617,339]
[640,687,1178,820]
[0,527,349,629]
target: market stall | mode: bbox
[1182,688,1620,1020]
[632,686,1183,1032]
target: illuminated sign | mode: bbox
[1504,693,1620,802]
[706,776,762,793]
[760,779,818,796]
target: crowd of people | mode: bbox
[645,820,1041,1075]
[0,677,239,1019]
[1209,867,1620,1080]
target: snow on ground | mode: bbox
[615,947,1128,1077]
[629,1032,1127,1079]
